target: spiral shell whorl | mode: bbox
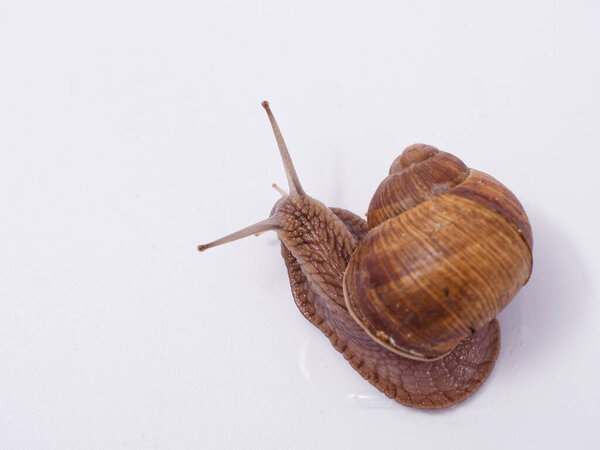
[388,143,440,174]
[345,144,533,361]
[367,145,469,229]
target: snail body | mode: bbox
[198,102,533,409]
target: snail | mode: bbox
[198,101,533,409]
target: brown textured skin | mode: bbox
[276,203,501,409]
[329,207,369,241]
[344,145,533,361]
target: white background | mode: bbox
[1,1,599,448]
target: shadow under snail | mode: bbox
[198,101,533,409]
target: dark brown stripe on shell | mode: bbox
[449,170,533,251]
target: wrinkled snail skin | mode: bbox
[276,201,502,409]
[197,102,532,409]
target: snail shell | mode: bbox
[344,144,533,361]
